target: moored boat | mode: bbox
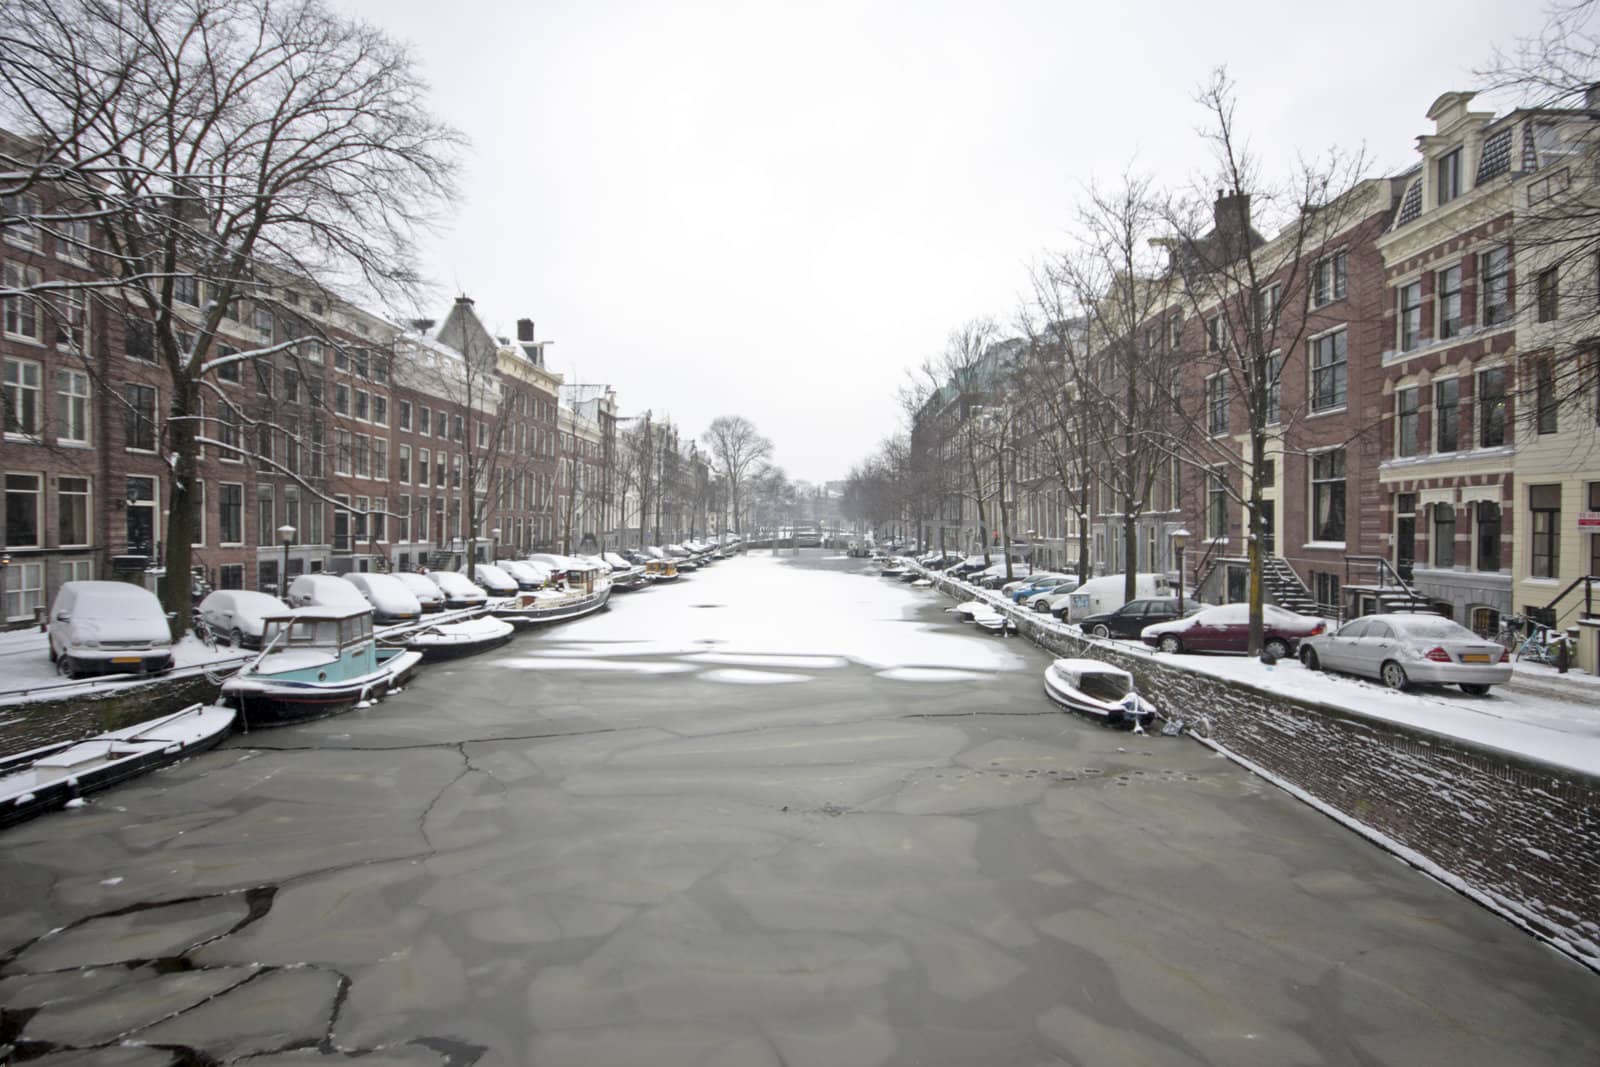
[393,615,515,660]
[495,555,613,624]
[1042,658,1156,728]
[0,703,235,828]
[220,605,422,727]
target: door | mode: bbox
[1226,564,1247,604]
[1396,515,1415,581]
[1261,508,1276,555]
[1322,617,1368,669]
[1354,620,1397,679]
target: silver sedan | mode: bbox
[1298,613,1512,694]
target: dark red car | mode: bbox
[1139,603,1326,657]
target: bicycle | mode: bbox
[1513,623,1573,666]
[190,612,219,651]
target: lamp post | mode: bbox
[277,524,296,596]
[491,527,501,562]
[1171,528,1190,614]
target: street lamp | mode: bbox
[277,524,296,596]
[1171,528,1191,614]
[491,526,501,562]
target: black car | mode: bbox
[1079,598,1197,639]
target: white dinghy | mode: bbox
[1042,658,1156,728]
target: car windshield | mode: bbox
[1393,617,1478,640]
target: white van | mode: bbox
[47,581,175,679]
[1060,573,1172,623]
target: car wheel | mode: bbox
[1159,635,1182,654]
[1460,683,1491,696]
[1092,623,1111,639]
[1381,660,1409,690]
[230,628,244,648]
[1300,647,1321,671]
[57,656,77,679]
[1264,638,1290,660]
[1033,601,1049,613]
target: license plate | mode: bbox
[111,656,142,664]
[1461,653,1490,663]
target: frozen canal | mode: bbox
[2,552,1597,1066]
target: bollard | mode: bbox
[1557,630,1570,674]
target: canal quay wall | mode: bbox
[923,569,1600,974]
[0,672,226,757]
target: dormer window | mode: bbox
[1436,148,1462,206]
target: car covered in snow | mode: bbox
[1298,613,1512,693]
[47,581,175,679]
[1140,602,1324,657]
[463,564,519,596]
[393,571,447,613]
[286,573,371,612]
[342,573,423,625]
[1079,598,1196,640]
[428,570,489,609]
[197,589,288,648]
[498,559,550,590]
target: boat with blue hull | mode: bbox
[220,605,422,728]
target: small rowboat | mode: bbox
[1043,658,1156,728]
[0,703,235,828]
[946,600,1016,633]
[396,616,514,660]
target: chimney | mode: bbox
[1212,189,1252,261]
[517,318,535,342]
[409,318,434,332]
[454,294,474,308]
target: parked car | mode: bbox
[47,581,175,679]
[464,563,519,595]
[1016,576,1080,608]
[428,570,488,609]
[342,573,423,625]
[946,555,989,578]
[498,559,550,590]
[393,571,446,612]
[1002,571,1062,597]
[1298,613,1512,693]
[287,573,370,612]
[1079,598,1196,639]
[197,589,288,648]
[1140,603,1325,657]
[1056,573,1172,622]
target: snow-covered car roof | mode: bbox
[56,580,166,617]
[288,574,370,609]
[393,572,445,600]
[430,571,487,596]
[343,573,421,613]
[200,590,287,623]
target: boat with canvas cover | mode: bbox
[0,704,235,828]
[1042,658,1156,727]
[220,605,421,727]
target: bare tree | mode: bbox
[0,0,462,631]
[700,415,772,536]
[1163,69,1368,653]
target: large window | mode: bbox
[1438,266,1462,339]
[1482,245,1511,326]
[283,486,300,541]
[1311,449,1345,543]
[219,483,244,545]
[1477,367,1507,447]
[4,561,43,622]
[1436,148,1462,205]
[1435,378,1460,452]
[1536,360,1558,435]
[123,383,157,451]
[1206,374,1228,435]
[1432,503,1455,568]
[1309,330,1347,412]
[126,476,157,552]
[1529,484,1560,578]
[1396,387,1420,457]
[1398,281,1423,352]
[256,484,275,546]
[55,369,90,444]
[1475,501,1501,573]
[3,263,43,340]
[2,192,41,249]
[3,357,41,436]
[5,473,41,547]
[1265,353,1282,426]
[1206,468,1228,540]
[1537,266,1559,323]
[58,476,90,546]
[1312,250,1347,307]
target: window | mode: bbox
[1435,378,1460,452]
[355,389,369,421]
[58,476,90,546]
[372,437,388,481]
[1309,330,1347,412]
[372,353,389,385]
[1205,314,1224,354]
[254,360,273,396]
[282,368,301,403]
[1529,484,1560,578]
[1206,374,1228,435]
[1396,387,1420,457]
[173,275,200,306]
[354,432,370,478]
[257,484,275,546]
[218,400,241,460]
[397,494,411,542]
[1432,504,1456,568]
[1313,572,1340,612]
[254,307,274,336]
[219,483,244,544]
[398,443,412,483]
[190,481,207,547]
[307,499,325,545]
[2,192,41,249]
[1170,313,1184,349]
[418,405,431,436]
[435,409,448,437]
[417,446,430,486]
[55,292,86,350]
[334,345,350,372]
[1436,148,1462,205]
[220,564,243,590]
[1264,353,1282,426]
[1312,250,1347,307]
[1438,266,1462,340]
[123,383,157,450]
[4,561,43,622]
[56,217,90,264]
[1255,284,1280,330]
[372,395,387,427]
[1311,449,1345,543]
[255,423,273,470]
[451,453,462,488]
[126,320,154,362]
[477,421,488,448]
[373,497,387,542]
[214,345,241,384]
[399,399,412,431]
[435,451,446,487]
[125,476,157,552]
[1536,360,1558,435]
[1476,501,1501,572]
[283,486,299,543]
[3,263,42,340]
[5,473,42,547]
[303,338,324,364]
[1206,468,1228,540]
[1537,267,1559,323]
[1398,280,1423,352]
[353,495,369,542]
[452,413,463,441]
[4,357,42,436]
[335,429,352,475]
[1482,246,1511,326]
[335,383,350,415]
[1478,367,1506,447]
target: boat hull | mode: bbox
[401,618,516,661]
[0,704,235,829]
[1042,670,1154,728]
[223,649,422,728]
[491,586,611,626]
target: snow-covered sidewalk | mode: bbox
[0,628,248,706]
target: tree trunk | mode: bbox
[1123,510,1138,601]
[161,380,199,639]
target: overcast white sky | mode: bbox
[342,0,1542,484]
